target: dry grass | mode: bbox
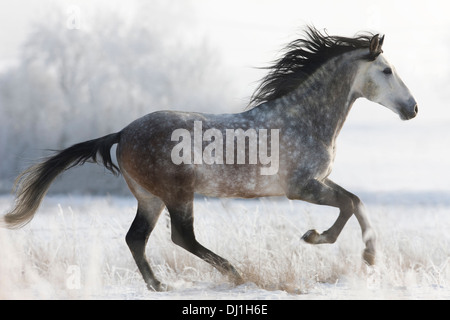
[0,195,449,299]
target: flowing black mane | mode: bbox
[248,26,376,108]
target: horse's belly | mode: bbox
[194,166,285,198]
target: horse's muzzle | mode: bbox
[399,100,418,120]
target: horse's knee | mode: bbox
[340,194,361,214]
[338,196,354,215]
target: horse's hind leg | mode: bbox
[126,196,165,291]
[166,199,243,284]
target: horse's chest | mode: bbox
[283,137,336,180]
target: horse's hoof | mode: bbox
[231,273,245,286]
[301,229,320,244]
[363,248,376,266]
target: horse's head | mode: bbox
[354,34,418,120]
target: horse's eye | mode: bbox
[383,68,393,75]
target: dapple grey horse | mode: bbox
[3,27,418,291]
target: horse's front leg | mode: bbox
[323,179,376,265]
[287,178,376,265]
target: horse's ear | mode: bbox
[369,34,383,58]
[369,34,380,54]
[379,34,385,48]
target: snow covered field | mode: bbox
[1,1,449,301]
[0,192,448,300]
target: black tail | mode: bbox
[2,132,121,229]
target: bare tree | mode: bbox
[0,2,235,193]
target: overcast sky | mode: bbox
[2,0,449,65]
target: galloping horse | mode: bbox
[3,27,418,291]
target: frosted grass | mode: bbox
[0,195,448,299]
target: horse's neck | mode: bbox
[279,55,360,145]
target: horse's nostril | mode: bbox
[414,104,419,114]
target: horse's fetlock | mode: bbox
[322,230,337,244]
